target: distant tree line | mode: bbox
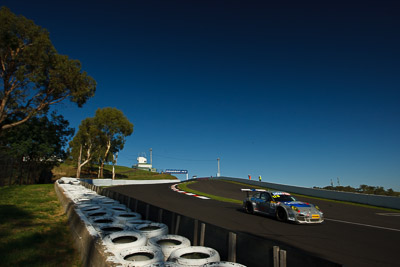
[313,184,400,197]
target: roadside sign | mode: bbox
[165,169,188,174]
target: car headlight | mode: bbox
[291,206,299,212]
[315,205,320,211]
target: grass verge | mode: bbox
[0,184,81,267]
[178,181,242,204]
[52,163,177,180]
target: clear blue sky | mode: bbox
[4,0,400,190]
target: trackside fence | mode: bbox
[81,182,342,267]
[214,177,400,210]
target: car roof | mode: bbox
[241,189,292,196]
[270,191,291,196]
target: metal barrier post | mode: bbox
[228,232,237,262]
[273,246,280,267]
[193,220,199,245]
[280,249,287,267]
[273,246,286,267]
[174,215,181,235]
[145,204,150,220]
[200,223,206,246]
[158,208,163,223]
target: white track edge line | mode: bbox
[325,218,400,232]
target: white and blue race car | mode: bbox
[242,189,324,224]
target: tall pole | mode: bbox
[150,148,152,165]
[217,158,220,177]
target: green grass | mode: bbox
[179,180,400,212]
[52,162,177,180]
[102,165,177,180]
[178,181,242,204]
[0,185,81,267]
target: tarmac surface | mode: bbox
[109,179,400,267]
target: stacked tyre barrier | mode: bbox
[56,177,246,267]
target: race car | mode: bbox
[242,189,324,224]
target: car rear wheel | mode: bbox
[276,207,287,222]
[245,202,254,214]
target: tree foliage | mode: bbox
[315,184,399,197]
[69,107,133,178]
[0,7,96,131]
[94,107,133,177]
[0,112,74,185]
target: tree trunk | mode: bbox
[8,159,13,186]
[99,162,104,178]
[77,143,92,178]
[19,158,24,185]
[27,162,32,184]
[99,139,111,178]
[98,162,101,178]
[76,145,82,178]
[112,152,118,180]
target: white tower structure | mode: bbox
[134,152,153,171]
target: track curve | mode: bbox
[109,179,400,267]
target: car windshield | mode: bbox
[271,194,296,202]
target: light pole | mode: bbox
[150,148,152,165]
[217,158,220,177]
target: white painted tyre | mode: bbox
[126,220,154,229]
[168,246,220,267]
[75,201,95,208]
[117,246,164,266]
[105,205,131,214]
[77,204,102,213]
[142,262,180,267]
[115,212,143,223]
[75,197,93,204]
[97,199,120,205]
[201,262,247,267]
[70,180,81,185]
[58,177,79,184]
[85,209,112,219]
[96,223,128,235]
[148,235,191,261]
[103,230,147,251]
[89,195,108,203]
[91,216,116,225]
[135,223,169,239]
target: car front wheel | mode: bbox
[276,207,287,222]
[245,202,254,214]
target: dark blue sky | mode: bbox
[3,0,400,190]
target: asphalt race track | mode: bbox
[109,179,400,267]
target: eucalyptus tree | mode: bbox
[69,117,102,178]
[94,107,133,178]
[0,7,96,131]
[70,108,133,178]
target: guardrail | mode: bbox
[81,181,342,267]
[215,176,400,210]
[79,178,177,186]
